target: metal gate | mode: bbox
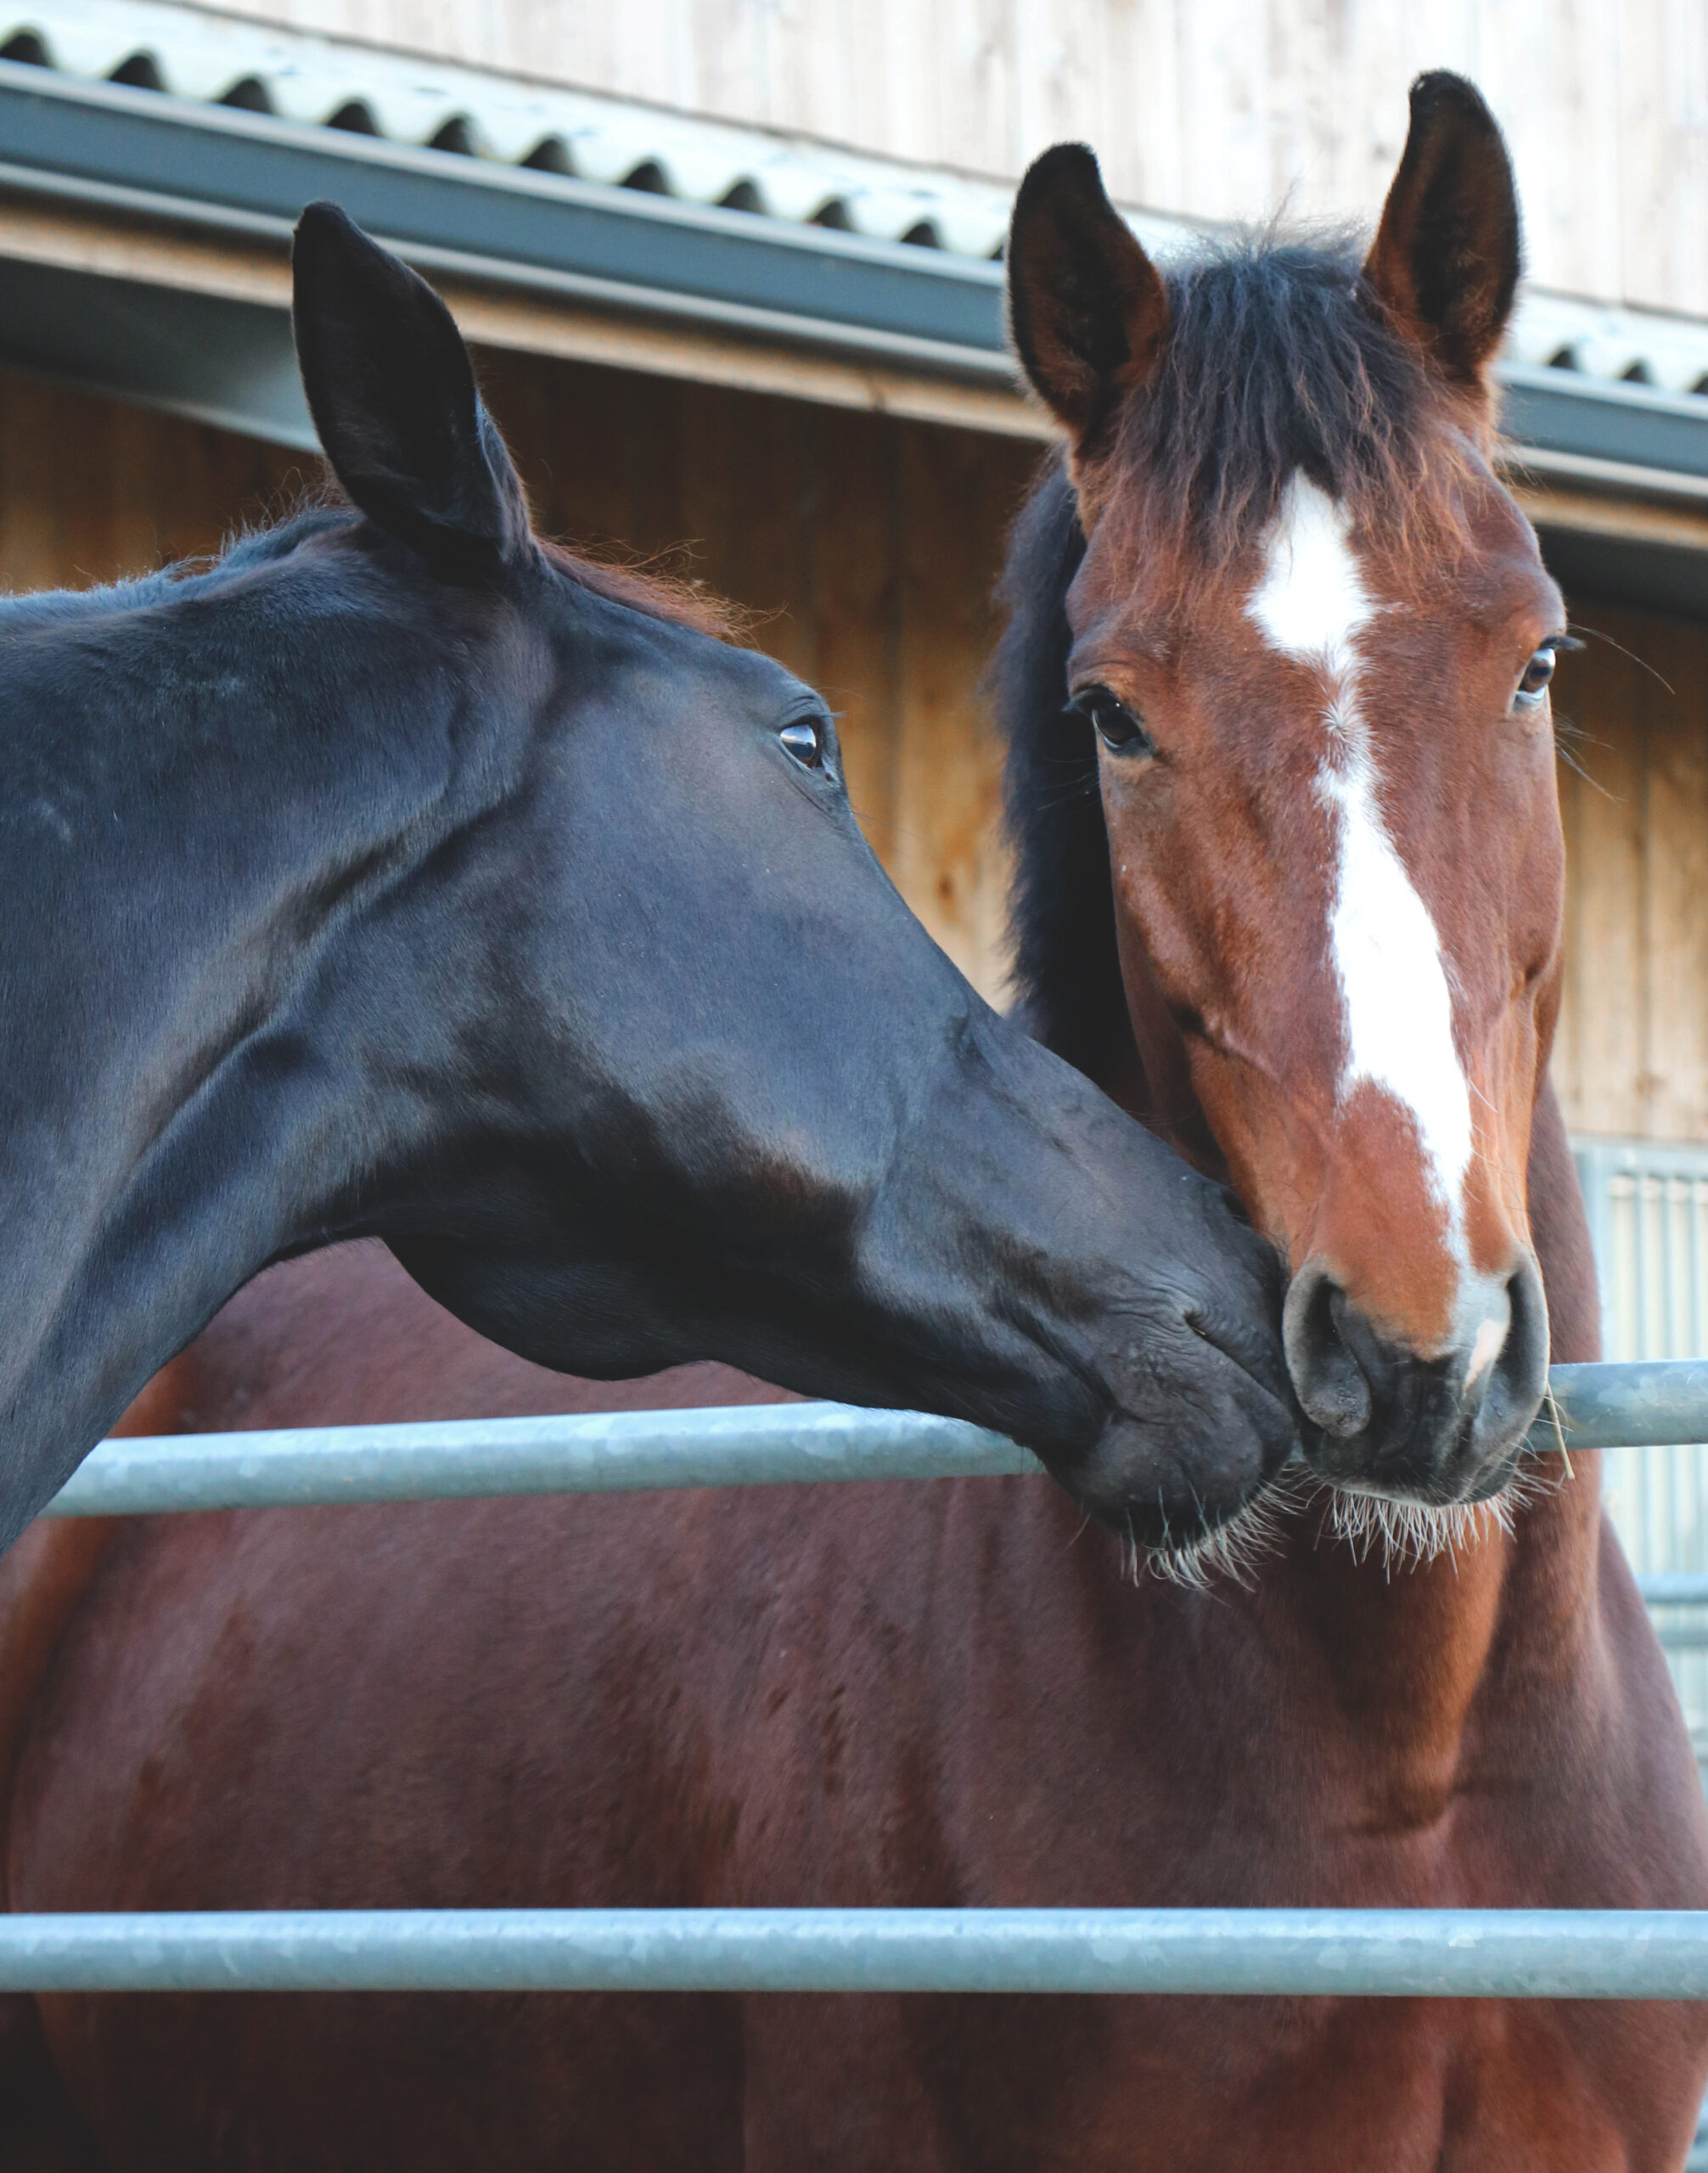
[1576,1140,1708,1755]
[8,1362,1708,2002]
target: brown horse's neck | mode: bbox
[1110,988,1606,1805]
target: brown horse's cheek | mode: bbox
[1465,1003,1547,1256]
[1186,1054,1327,1270]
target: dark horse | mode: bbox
[4,77,1704,2170]
[0,199,1300,1553]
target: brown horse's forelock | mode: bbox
[1093,235,1483,586]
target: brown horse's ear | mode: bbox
[1362,72,1521,391]
[1007,144,1169,448]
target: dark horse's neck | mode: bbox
[997,463,1605,1763]
[0,521,508,1524]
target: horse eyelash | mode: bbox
[1565,621,1673,693]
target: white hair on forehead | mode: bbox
[1247,474,1477,1288]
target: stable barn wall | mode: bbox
[179,0,1708,320]
[0,354,1703,1143]
[0,356,1037,1004]
[1554,603,1708,1144]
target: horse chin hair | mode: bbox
[1135,1456,1559,1591]
[1132,1474,1298,1592]
[1320,1475,1520,1574]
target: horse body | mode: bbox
[4,1230,1703,2170]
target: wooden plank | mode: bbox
[1553,611,1650,1137]
[1480,0,1625,301]
[890,419,1035,1000]
[808,406,902,873]
[194,0,1708,317]
[1115,0,1185,219]
[1553,673,1587,1131]
[1553,601,1708,1146]
[1618,0,1708,317]
[1635,611,1708,1140]
[0,367,297,594]
[680,372,815,683]
[0,196,1048,446]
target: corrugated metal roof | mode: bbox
[0,0,1031,254]
[5,0,1708,406]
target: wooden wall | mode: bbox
[0,357,1037,1002]
[2,355,1703,1142]
[198,0,1708,317]
[1554,604,1708,1143]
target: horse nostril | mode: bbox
[1479,1252,1550,1434]
[1283,1258,1373,1438]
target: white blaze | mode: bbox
[1248,475,1474,1266]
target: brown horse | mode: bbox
[3,72,1706,2170]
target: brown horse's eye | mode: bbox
[779,717,823,767]
[1514,648,1558,708]
[1071,685,1153,757]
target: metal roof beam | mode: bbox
[0,64,1703,613]
[0,63,1009,373]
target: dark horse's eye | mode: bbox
[1514,648,1559,708]
[1070,684,1153,757]
[779,717,823,768]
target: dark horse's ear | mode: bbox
[1362,73,1521,392]
[292,202,531,580]
[1007,144,1169,449]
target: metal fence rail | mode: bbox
[42,1360,1708,1519]
[5,1907,1708,1999]
[19,1357,1708,2006]
[42,1401,1037,1517]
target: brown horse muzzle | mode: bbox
[1281,1249,1549,1502]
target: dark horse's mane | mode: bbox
[996,236,1470,1081]
[0,499,740,643]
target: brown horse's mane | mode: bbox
[992,458,1119,1082]
[995,233,1484,1084]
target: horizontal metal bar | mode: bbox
[1546,1361,1708,1449]
[0,250,317,447]
[0,64,1008,364]
[1632,1575,1708,1644]
[42,1401,1038,1516]
[0,154,1017,388]
[36,1362,1708,1519]
[0,63,1704,491]
[2,1907,1706,1997]
[1509,442,1708,510]
[1502,365,1708,484]
[1639,1575,1708,1607]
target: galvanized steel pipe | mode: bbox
[42,1401,1038,1516]
[39,1362,1708,1519]
[2,1907,1707,1997]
